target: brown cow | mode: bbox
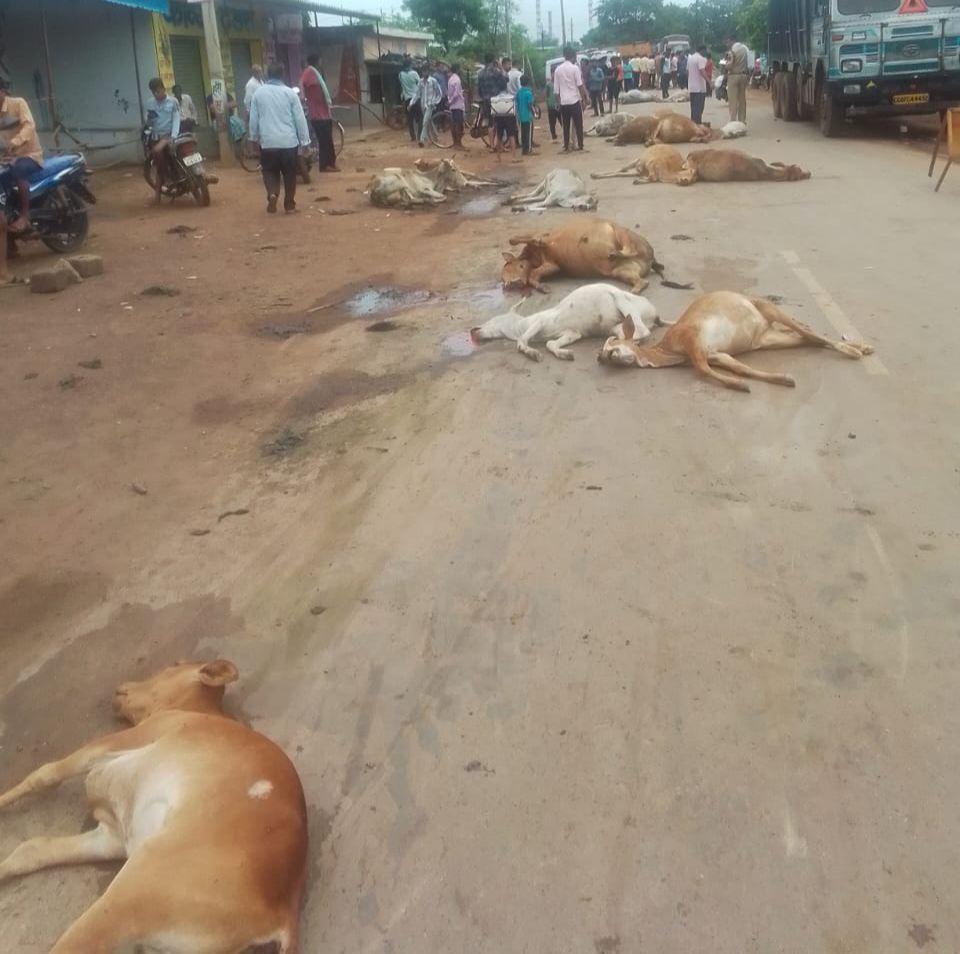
[677,148,811,185]
[597,291,873,392]
[610,113,667,146]
[591,145,686,183]
[500,216,691,294]
[0,660,308,954]
[646,114,713,145]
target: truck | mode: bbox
[768,0,960,136]
[659,35,692,55]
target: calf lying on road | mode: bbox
[471,282,664,361]
[0,659,308,954]
[598,291,874,391]
[501,217,692,293]
[508,169,598,212]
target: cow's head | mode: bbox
[597,316,649,367]
[785,164,811,181]
[500,251,534,290]
[113,658,239,724]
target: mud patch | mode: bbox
[366,320,402,332]
[262,428,306,456]
[346,287,432,317]
[461,195,502,217]
[290,369,414,418]
[447,285,508,310]
[259,322,309,339]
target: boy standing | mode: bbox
[516,74,535,157]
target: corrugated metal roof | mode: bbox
[101,0,171,12]
[259,0,379,21]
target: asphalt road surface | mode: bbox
[1,89,957,952]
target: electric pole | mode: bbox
[199,0,234,164]
[560,0,567,44]
[505,0,512,59]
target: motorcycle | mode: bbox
[0,153,96,254]
[142,126,214,206]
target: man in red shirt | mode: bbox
[299,54,339,173]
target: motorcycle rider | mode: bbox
[145,77,181,202]
[0,75,43,236]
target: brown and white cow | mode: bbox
[591,145,686,183]
[597,291,873,391]
[0,660,308,954]
[500,216,691,294]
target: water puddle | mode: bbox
[346,287,432,317]
[440,331,477,358]
[461,195,502,217]
[447,286,508,309]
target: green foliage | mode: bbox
[404,0,490,48]
[736,0,768,51]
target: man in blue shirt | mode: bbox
[248,64,311,214]
[146,78,181,202]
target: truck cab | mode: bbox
[769,0,960,134]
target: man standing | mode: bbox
[447,63,466,149]
[300,54,339,172]
[504,57,522,95]
[248,63,310,214]
[687,44,708,124]
[145,78,180,204]
[477,52,508,135]
[244,64,264,121]
[410,66,442,149]
[399,58,421,142]
[0,76,42,235]
[660,51,673,98]
[546,64,560,141]
[588,59,606,116]
[554,47,587,152]
[726,36,750,122]
[171,84,198,132]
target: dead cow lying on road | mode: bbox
[500,216,691,294]
[509,169,598,212]
[413,157,501,190]
[370,158,499,208]
[586,113,631,137]
[471,282,664,361]
[610,113,668,146]
[646,114,712,145]
[0,659,308,953]
[598,291,873,391]
[677,148,811,185]
[591,145,686,183]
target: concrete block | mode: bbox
[66,254,104,278]
[29,258,83,294]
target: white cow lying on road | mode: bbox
[509,169,599,212]
[586,113,631,137]
[470,282,664,361]
[369,168,446,207]
[720,121,748,139]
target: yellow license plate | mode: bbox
[893,93,930,104]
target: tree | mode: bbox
[404,0,490,48]
[736,0,768,51]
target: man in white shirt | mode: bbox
[243,64,264,121]
[725,37,750,122]
[553,47,588,152]
[503,57,522,95]
[686,44,708,124]
[171,84,198,131]
[660,51,673,98]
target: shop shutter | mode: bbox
[170,36,207,126]
[230,41,254,97]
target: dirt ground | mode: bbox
[2,91,960,952]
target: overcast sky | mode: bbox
[318,1,596,42]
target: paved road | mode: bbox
[2,90,958,952]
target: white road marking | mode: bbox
[780,250,889,375]
[865,523,910,681]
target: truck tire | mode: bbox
[784,70,799,121]
[818,83,843,137]
[772,72,784,119]
[798,75,815,121]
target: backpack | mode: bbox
[490,92,516,117]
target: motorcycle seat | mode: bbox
[0,154,81,188]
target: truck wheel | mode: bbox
[798,75,815,121]
[772,72,784,119]
[818,83,843,137]
[784,71,799,121]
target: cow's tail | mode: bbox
[653,258,694,290]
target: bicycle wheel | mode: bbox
[238,134,261,173]
[428,110,454,149]
[334,123,345,157]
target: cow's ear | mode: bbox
[502,252,516,262]
[198,659,239,687]
[622,315,636,340]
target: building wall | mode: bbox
[1,0,159,165]
[361,34,429,62]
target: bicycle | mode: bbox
[427,109,455,149]
[237,118,344,177]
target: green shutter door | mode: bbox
[170,36,207,127]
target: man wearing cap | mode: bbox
[0,76,43,236]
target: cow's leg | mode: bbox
[527,261,561,293]
[688,346,751,391]
[710,352,796,387]
[516,315,547,361]
[750,298,874,357]
[609,261,649,294]
[0,724,162,811]
[545,330,583,360]
[591,160,641,179]
[0,823,125,882]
